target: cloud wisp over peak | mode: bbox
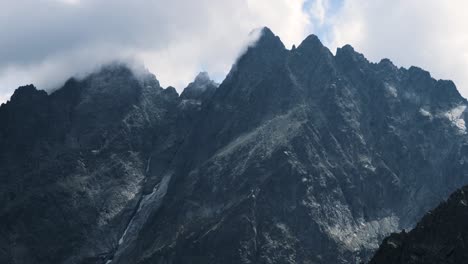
[1,0,468,102]
[0,0,311,102]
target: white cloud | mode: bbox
[309,0,328,26]
[0,0,310,102]
[56,0,81,5]
[246,0,310,48]
[325,0,468,98]
[3,0,467,103]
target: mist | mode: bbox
[3,0,468,103]
[0,0,310,102]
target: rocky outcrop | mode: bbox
[370,185,468,264]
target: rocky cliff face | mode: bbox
[1,27,467,264]
[370,185,468,264]
[0,64,184,264]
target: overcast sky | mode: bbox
[1,0,468,103]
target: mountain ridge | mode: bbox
[1,27,467,264]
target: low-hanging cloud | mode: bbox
[0,0,310,102]
[2,0,468,104]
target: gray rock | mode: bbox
[1,28,468,264]
[370,185,468,264]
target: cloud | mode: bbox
[3,0,467,103]
[309,0,328,26]
[323,0,468,98]
[0,0,310,102]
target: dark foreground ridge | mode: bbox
[370,185,468,264]
[1,27,467,264]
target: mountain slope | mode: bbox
[0,64,185,264]
[370,185,468,264]
[1,28,468,264]
[108,28,468,264]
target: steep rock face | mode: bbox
[0,64,183,264]
[109,28,468,264]
[370,185,468,264]
[1,27,468,264]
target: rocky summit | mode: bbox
[1,27,467,264]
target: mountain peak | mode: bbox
[259,26,274,38]
[8,84,48,103]
[297,34,323,50]
[225,26,286,84]
[193,71,212,85]
[295,33,332,61]
[253,26,285,50]
[12,84,39,96]
[91,61,161,90]
[188,71,217,90]
[335,44,361,59]
[180,71,217,100]
[335,44,369,68]
[95,62,134,77]
[340,44,355,52]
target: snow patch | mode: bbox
[326,215,400,251]
[275,223,289,233]
[385,83,398,98]
[179,99,202,109]
[359,155,376,172]
[109,173,172,263]
[419,108,432,118]
[443,105,466,133]
[213,107,307,160]
[386,240,399,248]
[145,155,152,173]
[461,199,467,206]
[137,173,171,214]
